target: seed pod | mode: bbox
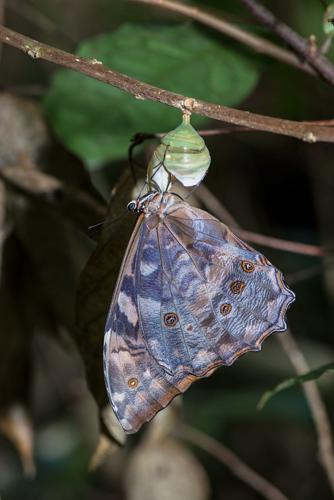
[147,114,211,189]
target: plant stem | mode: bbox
[279,330,334,493]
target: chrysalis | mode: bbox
[147,114,210,190]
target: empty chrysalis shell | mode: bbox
[147,114,211,189]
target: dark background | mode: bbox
[0,1,334,499]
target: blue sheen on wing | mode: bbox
[103,194,295,434]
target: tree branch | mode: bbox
[239,0,334,86]
[130,0,315,76]
[177,424,289,500]
[1,25,334,143]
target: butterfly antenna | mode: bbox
[88,208,129,238]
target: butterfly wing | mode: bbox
[103,215,196,433]
[138,198,295,378]
[104,195,295,433]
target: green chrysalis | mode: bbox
[147,114,211,190]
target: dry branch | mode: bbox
[1,25,334,143]
[195,185,327,257]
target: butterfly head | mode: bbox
[127,200,141,214]
[127,192,158,214]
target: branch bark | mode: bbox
[1,25,334,143]
[195,185,328,257]
[131,0,314,76]
[240,0,334,85]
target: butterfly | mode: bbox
[103,191,295,433]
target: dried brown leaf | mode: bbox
[75,171,135,411]
[0,405,35,478]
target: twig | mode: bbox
[195,184,326,257]
[196,120,334,137]
[239,0,334,86]
[198,126,254,136]
[1,26,334,143]
[286,257,334,284]
[130,0,314,76]
[278,330,334,493]
[158,125,253,138]
[176,424,289,500]
[233,228,327,257]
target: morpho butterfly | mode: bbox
[103,119,295,434]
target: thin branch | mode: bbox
[130,0,314,76]
[158,125,254,138]
[196,119,334,137]
[195,184,327,257]
[176,424,288,500]
[1,26,334,143]
[287,257,334,284]
[239,0,334,86]
[198,126,254,137]
[278,330,334,493]
[234,228,328,257]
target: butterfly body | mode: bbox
[103,193,295,433]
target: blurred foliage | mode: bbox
[0,1,334,500]
[258,362,334,410]
[44,23,261,168]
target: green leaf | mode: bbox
[44,23,261,169]
[258,362,334,410]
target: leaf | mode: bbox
[258,362,334,410]
[44,23,261,169]
[75,170,135,410]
